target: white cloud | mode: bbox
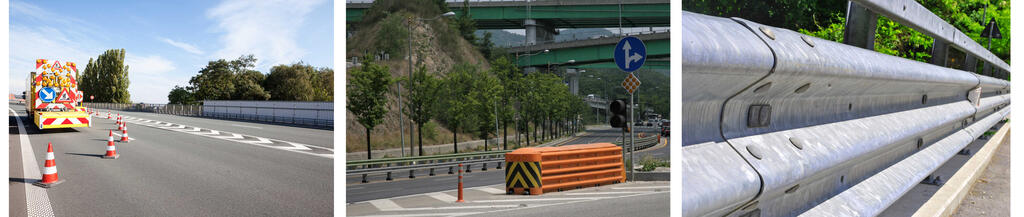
[10,2,185,104]
[207,0,326,69]
[125,54,176,75]
[159,37,204,55]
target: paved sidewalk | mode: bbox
[954,132,1011,217]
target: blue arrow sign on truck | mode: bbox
[614,36,646,72]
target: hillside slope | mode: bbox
[346,0,491,153]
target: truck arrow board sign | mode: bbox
[614,36,646,72]
[38,87,56,103]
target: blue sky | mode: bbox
[10,0,333,103]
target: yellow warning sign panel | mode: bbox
[505,161,542,189]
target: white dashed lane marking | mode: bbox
[93,112,333,159]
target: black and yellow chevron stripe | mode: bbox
[505,161,542,188]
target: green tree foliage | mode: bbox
[436,63,479,153]
[683,0,847,31]
[347,58,394,159]
[79,48,131,103]
[167,85,196,105]
[450,0,477,45]
[177,55,331,103]
[689,0,1010,64]
[265,63,317,101]
[404,66,440,156]
[491,56,521,149]
[310,67,334,101]
[374,14,410,57]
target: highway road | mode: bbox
[8,104,333,216]
[346,126,666,203]
[347,181,669,217]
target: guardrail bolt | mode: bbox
[746,145,764,160]
[386,171,393,181]
[409,170,416,179]
[429,168,436,176]
[482,163,488,171]
[361,174,368,183]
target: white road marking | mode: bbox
[231,124,263,129]
[451,191,668,217]
[470,197,610,203]
[11,109,56,217]
[349,213,479,217]
[110,132,137,141]
[564,191,644,196]
[611,186,668,190]
[427,192,458,203]
[471,186,506,194]
[95,110,333,158]
[368,199,402,211]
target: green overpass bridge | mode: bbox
[347,0,670,29]
[348,0,669,46]
[507,31,669,70]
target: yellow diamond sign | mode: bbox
[621,73,641,94]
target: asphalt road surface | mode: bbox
[345,126,662,203]
[9,104,333,216]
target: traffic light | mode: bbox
[609,100,628,128]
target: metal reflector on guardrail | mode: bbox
[505,143,626,195]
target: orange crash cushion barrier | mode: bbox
[505,143,626,195]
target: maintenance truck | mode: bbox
[25,59,90,129]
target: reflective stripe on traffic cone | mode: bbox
[34,142,64,188]
[120,128,129,142]
[104,130,119,159]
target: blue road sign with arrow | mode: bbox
[38,87,56,103]
[614,36,646,72]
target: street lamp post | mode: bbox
[405,11,455,157]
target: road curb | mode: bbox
[912,119,1010,217]
[632,172,670,181]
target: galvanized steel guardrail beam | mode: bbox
[850,0,1010,73]
[681,10,1009,217]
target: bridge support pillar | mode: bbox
[566,68,580,95]
[524,19,556,46]
[843,1,877,50]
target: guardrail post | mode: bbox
[448,166,454,174]
[482,163,488,171]
[361,174,368,183]
[496,162,502,169]
[408,170,416,179]
[930,40,950,67]
[429,168,436,176]
[465,164,472,173]
[386,171,393,181]
[457,163,465,202]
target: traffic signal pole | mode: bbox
[629,93,634,182]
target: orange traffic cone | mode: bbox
[34,143,64,188]
[120,128,129,142]
[104,130,119,159]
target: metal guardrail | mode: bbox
[84,102,333,128]
[850,0,1010,73]
[681,9,1009,217]
[346,136,660,183]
